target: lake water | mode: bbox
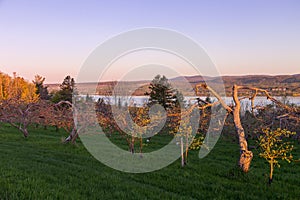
[80,95,300,110]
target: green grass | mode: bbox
[0,124,300,199]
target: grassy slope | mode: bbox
[0,124,300,200]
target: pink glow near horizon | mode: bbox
[0,1,299,83]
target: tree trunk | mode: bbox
[181,137,185,167]
[130,137,135,154]
[64,127,77,144]
[22,128,29,138]
[139,137,143,158]
[185,135,189,164]
[233,85,253,172]
[269,161,274,185]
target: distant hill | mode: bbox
[46,74,300,96]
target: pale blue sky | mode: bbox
[0,0,300,83]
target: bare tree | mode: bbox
[196,84,300,172]
[0,99,40,137]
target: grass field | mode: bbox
[0,124,300,199]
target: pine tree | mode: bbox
[146,75,182,110]
[33,75,49,100]
[51,76,76,103]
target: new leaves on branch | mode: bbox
[258,128,295,184]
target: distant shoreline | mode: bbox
[46,74,300,97]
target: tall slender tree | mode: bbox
[33,75,49,100]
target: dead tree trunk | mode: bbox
[196,83,253,172]
[232,85,253,172]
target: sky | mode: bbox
[0,0,300,83]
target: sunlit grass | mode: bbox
[0,124,300,199]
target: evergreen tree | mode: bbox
[33,75,49,100]
[51,76,76,103]
[146,75,183,110]
[85,93,94,102]
[117,97,122,108]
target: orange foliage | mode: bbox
[0,72,38,102]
